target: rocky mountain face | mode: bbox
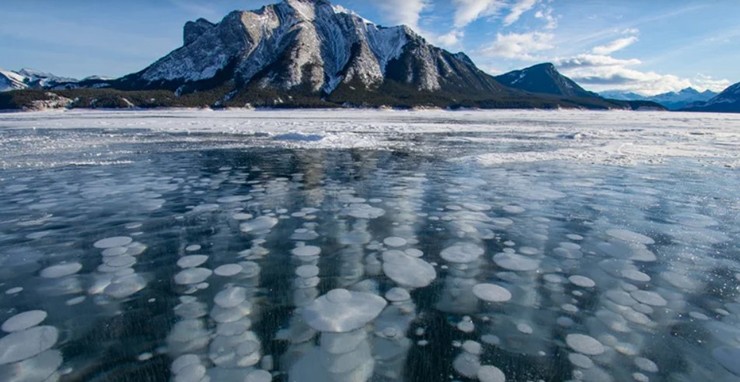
[3,0,671,111]
[494,63,596,98]
[0,69,27,92]
[116,0,509,101]
[601,88,718,110]
[0,68,77,92]
[682,82,740,113]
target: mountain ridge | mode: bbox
[0,68,78,92]
[1,0,665,111]
[495,63,597,99]
[600,87,718,110]
[114,0,513,100]
[681,82,740,113]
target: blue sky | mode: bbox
[1,0,738,95]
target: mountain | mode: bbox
[600,88,718,110]
[0,68,77,92]
[0,69,27,92]
[682,82,740,113]
[494,63,597,98]
[599,91,645,101]
[1,0,666,111]
[114,0,511,104]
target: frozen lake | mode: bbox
[0,109,739,382]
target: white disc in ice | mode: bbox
[568,275,596,288]
[302,289,387,333]
[174,268,213,285]
[214,264,242,277]
[0,326,58,365]
[472,283,512,303]
[441,243,484,263]
[630,290,667,307]
[382,251,436,289]
[177,255,209,269]
[478,365,506,382]
[240,216,279,234]
[385,287,411,302]
[291,246,321,258]
[493,253,540,272]
[214,287,247,308]
[40,262,82,279]
[94,236,133,249]
[383,237,407,248]
[1,310,47,333]
[296,265,320,278]
[606,229,654,245]
[566,334,605,356]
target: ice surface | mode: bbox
[2,109,739,169]
[1,109,739,381]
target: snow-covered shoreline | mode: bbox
[1,109,738,168]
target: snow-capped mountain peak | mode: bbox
[599,87,719,110]
[121,0,504,97]
[0,68,28,91]
[0,68,78,92]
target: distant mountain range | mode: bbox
[0,0,671,111]
[0,68,79,92]
[600,88,718,110]
[681,82,740,113]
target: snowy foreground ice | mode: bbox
[0,109,739,381]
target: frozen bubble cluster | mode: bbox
[240,216,279,234]
[1,110,740,381]
[382,250,436,289]
[0,325,59,366]
[303,289,387,333]
[174,268,212,285]
[441,243,484,264]
[88,235,149,300]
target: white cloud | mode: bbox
[503,0,538,26]
[551,29,700,95]
[373,0,429,31]
[437,30,465,48]
[692,74,732,92]
[592,36,639,55]
[452,0,506,28]
[557,54,641,68]
[563,66,693,95]
[481,32,554,60]
[557,55,729,95]
[534,6,557,30]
